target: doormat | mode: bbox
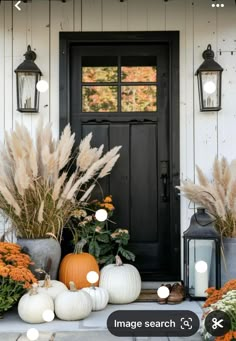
[136,289,157,302]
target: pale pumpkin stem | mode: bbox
[43,274,52,288]
[30,283,39,295]
[69,281,77,291]
[115,255,123,266]
[74,239,87,254]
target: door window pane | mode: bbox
[121,85,157,112]
[121,66,157,82]
[82,66,118,83]
[82,86,118,112]
[82,56,118,82]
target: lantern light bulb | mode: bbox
[26,328,39,341]
[211,3,215,7]
[42,309,55,322]
[95,209,108,222]
[203,81,216,94]
[195,260,208,273]
[86,271,99,284]
[221,4,224,7]
[216,3,220,7]
[157,286,170,299]
[36,80,49,93]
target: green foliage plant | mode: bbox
[69,195,135,265]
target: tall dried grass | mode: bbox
[177,157,236,237]
[0,121,121,240]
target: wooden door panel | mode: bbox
[130,124,158,242]
[109,124,130,228]
[130,243,160,272]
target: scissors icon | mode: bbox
[212,317,224,329]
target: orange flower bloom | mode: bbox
[0,241,37,314]
[215,330,236,341]
[204,279,236,307]
[100,202,115,210]
[104,196,112,203]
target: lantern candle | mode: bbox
[194,261,208,297]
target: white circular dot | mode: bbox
[221,3,224,7]
[211,3,215,7]
[203,81,216,94]
[36,80,49,93]
[42,309,55,322]
[195,260,208,273]
[86,271,99,284]
[157,286,170,299]
[216,3,220,7]
[26,328,39,341]
[95,209,108,222]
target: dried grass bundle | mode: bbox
[177,157,236,237]
[0,121,121,240]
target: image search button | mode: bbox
[205,310,231,337]
[107,310,200,337]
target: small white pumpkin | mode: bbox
[55,281,92,320]
[99,255,141,304]
[18,283,54,323]
[38,274,68,300]
[82,286,109,311]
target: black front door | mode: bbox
[60,32,180,281]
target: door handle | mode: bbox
[160,160,169,202]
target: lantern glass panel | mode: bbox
[200,71,220,109]
[188,239,216,297]
[17,72,38,110]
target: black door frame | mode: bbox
[59,31,180,280]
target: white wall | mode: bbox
[0,0,236,254]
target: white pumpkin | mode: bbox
[55,281,92,320]
[18,283,54,323]
[38,274,68,300]
[99,255,141,304]
[82,286,109,311]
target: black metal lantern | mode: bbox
[183,208,221,300]
[195,44,223,112]
[15,45,42,113]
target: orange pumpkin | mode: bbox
[59,240,99,289]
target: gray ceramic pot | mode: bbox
[17,238,61,280]
[221,237,236,285]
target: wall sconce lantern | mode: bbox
[195,44,223,112]
[183,208,221,300]
[15,45,42,113]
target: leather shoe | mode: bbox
[167,282,185,304]
[157,284,172,304]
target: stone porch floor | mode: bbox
[0,300,204,341]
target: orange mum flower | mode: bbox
[0,242,37,315]
[204,279,236,307]
[215,330,236,341]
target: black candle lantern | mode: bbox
[183,208,221,300]
[15,45,42,113]
[195,44,223,112]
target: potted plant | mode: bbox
[201,280,236,340]
[177,157,236,284]
[68,195,135,265]
[0,241,37,318]
[0,120,121,279]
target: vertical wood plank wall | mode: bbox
[0,0,236,263]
